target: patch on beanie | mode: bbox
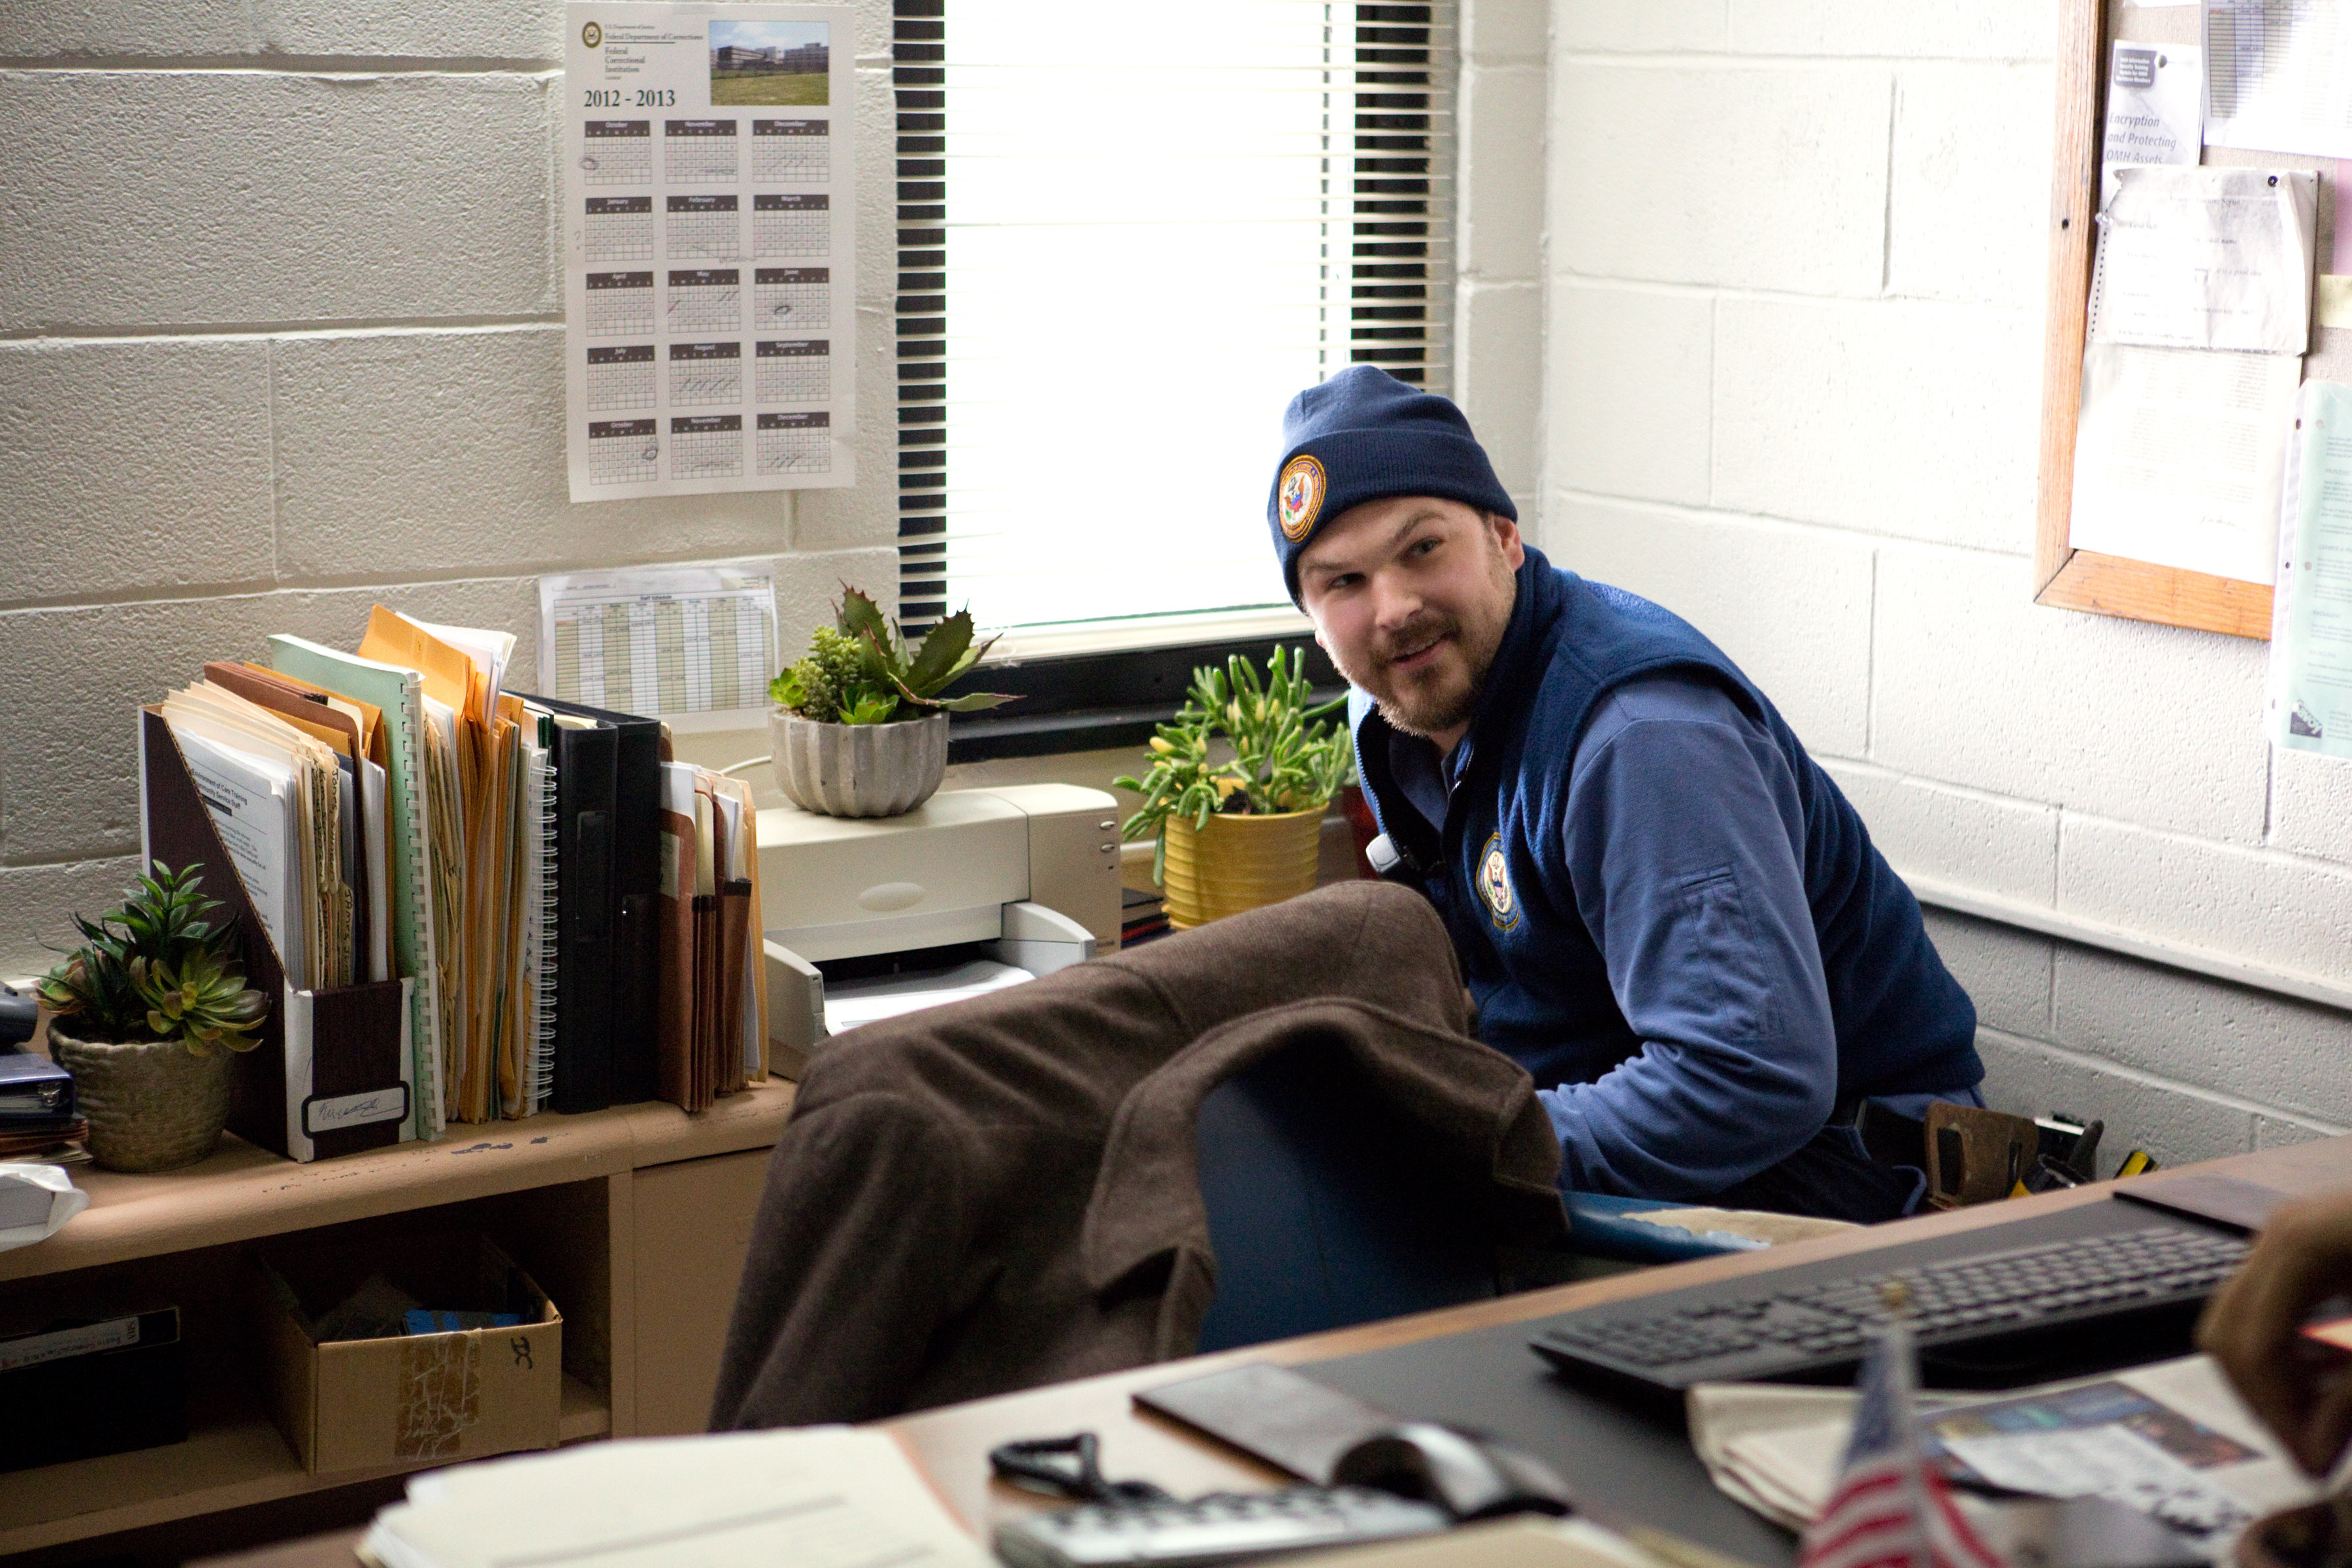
[1277,454,1326,541]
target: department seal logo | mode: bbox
[1477,831,1519,932]
[581,20,602,46]
[1277,454,1326,542]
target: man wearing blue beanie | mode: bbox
[1269,365,1982,1220]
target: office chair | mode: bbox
[1191,1038,1510,1352]
[1190,1040,1825,1350]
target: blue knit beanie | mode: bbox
[1266,365,1515,604]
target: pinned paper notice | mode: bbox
[2206,0,2352,159]
[2321,159,2352,329]
[2266,380,2352,759]
[2070,340,2300,584]
[2090,165,2318,355]
[2102,42,2204,209]
[537,561,778,731]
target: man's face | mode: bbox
[1296,495,1523,745]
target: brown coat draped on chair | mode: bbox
[709,880,1572,1429]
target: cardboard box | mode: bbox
[255,1233,561,1475]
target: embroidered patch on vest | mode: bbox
[1277,454,1326,542]
[1477,830,1520,932]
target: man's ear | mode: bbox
[1489,510,1526,570]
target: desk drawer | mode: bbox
[630,1148,770,1435]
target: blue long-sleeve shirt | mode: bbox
[1352,553,1980,1200]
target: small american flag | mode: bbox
[1798,1317,2004,1568]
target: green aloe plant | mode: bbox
[768,586,1016,725]
[1114,646,1355,885]
[37,863,269,1055]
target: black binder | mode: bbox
[546,715,621,1113]
[511,693,663,1107]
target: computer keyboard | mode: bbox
[1530,1223,2248,1394]
[993,1487,1451,1568]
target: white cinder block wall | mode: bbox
[0,1,898,981]
[1536,0,2352,1168]
[1456,0,1549,515]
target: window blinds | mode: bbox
[892,1,1456,635]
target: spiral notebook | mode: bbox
[518,714,560,1117]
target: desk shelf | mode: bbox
[0,1086,796,1284]
[0,1375,610,1557]
[0,1086,794,1561]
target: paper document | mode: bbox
[561,3,858,500]
[2206,0,2352,159]
[823,958,1036,1036]
[539,562,778,728]
[2103,43,2206,208]
[2091,166,2317,354]
[2068,340,2300,583]
[2266,379,2352,756]
[1941,1426,2249,1540]
[168,727,305,988]
[363,1426,989,1568]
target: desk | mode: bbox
[1,1083,796,1562]
[191,1135,2352,1568]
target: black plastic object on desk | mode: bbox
[0,983,37,1049]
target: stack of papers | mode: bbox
[2070,165,2317,587]
[653,760,770,1110]
[1690,1354,2319,1553]
[363,1428,989,1568]
[354,609,538,1124]
[159,673,388,992]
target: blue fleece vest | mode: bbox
[1351,551,1981,1107]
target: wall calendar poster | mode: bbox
[563,3,855,500]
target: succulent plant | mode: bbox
[37,863,268,1054]
[1114,646,1356,885]
[139,951,271,1056]
[768,586,1017,726]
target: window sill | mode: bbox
[944,615,1342,764]
[974,606,1311,665]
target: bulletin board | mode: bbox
[2036,0,2352,640]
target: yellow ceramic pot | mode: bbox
[1162,807,1324,928]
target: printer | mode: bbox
[757,784,1124,1071]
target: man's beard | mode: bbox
[1331,552,1518,740]
[1335,612,1486,738]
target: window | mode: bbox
[892,2,1455,638]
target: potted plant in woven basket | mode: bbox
[766,587,1015,817]
[37,863,269,1173]
[1115,646,1355,928]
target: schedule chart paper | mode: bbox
[563,3,855,500]
[540,563,780,728]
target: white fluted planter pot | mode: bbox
[768,711,949,818]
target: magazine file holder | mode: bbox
[139,708,412,1162]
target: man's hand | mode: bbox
[2197,1194,2352,1475]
